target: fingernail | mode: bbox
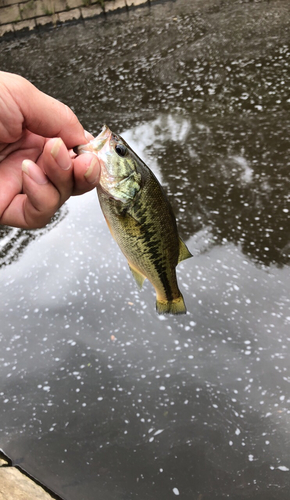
[84,130,94,142]
[22,160,48,185]
[84,156,100,184]
[51,138,72,170]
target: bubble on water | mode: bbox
[154,429,164,436]
[173,487,180,495]
[277,466,289,472]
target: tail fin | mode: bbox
[156,294,187,315]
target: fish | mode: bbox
[75,125,192,314]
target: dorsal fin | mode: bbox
[178,237,192,263]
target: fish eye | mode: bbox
[115,144,127,157]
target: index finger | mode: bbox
[1,72,87,149]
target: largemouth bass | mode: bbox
[76,125,192,314]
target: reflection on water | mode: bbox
[0,207,67,269]
[0,0,290,499]
[1,109,290,270]
[124,113,290,266]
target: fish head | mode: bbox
[76,125,142,203]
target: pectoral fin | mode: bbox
[128,262,146,289]
[178,238,192,263]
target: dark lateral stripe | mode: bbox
[140,225,175,302]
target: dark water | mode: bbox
[1,0,290,498]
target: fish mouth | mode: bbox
[91,124,112,151]
[74,124,112,155]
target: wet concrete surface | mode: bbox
[0,451,58,499]
[0,0,290,499]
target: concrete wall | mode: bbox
[0,0,150,37]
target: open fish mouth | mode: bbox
[73,124,111,155]
[91,124,111,151]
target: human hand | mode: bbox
[0,71,100,229]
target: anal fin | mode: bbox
[128,263,146,290]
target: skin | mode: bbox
[0,71,101,229]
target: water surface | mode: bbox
[1,1,290,498]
